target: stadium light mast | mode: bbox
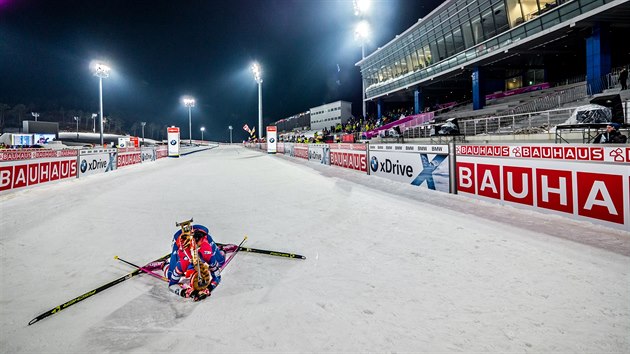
[141,121,146,146]
[31,112,39,121]
[91,113,97,133]
[354,1,371,119]
[183,97,195,145]
[200,126,205,141]
[355,20,370,118]
[92,62,111,146]
[228,125,233,144]
[251,62,263,139]
[74,116,79,139]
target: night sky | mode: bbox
[1,0,442,141]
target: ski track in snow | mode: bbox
[0,145,628,353]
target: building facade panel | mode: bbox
[357,0,619,101]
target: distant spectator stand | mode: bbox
[364,112,434,139]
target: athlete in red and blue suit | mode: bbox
[164,225,236,300]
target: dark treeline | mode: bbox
[0,102,168,140]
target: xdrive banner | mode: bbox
[78,148,117,177]
[308,144,330,165]
[368,144,450,193]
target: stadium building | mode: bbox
[356,0,630,117]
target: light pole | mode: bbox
[31,112,39,121]
[200,126,205,142]
[93,62,111,146]
[74,116,79,139]
[141,122,146,146]
[91,113,97,133]
[228,125,233,144]
[251,62,263,139]
[355,20,370,119]
[183,97,195,145]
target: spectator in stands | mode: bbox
[594,123,627,143]
[619,68,628,91]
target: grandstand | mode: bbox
[269,1,629,145]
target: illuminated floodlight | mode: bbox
[91,60,112,145]
[251,62,262,84]
[182,96,195,145]
[251,62,263,139]
[92,62,111,79]
[355,20,370,41]
[182,97,195,107]
[353,0,370,16]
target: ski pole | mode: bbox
[28,254,169,326]
[114,256,168,282]
[217,243,305,259]
[217,235,247,275]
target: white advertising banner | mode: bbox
[167,127,180,157]
[368,144,450,192]
[141,147,156,163]
[78,148,117,177]
[308,144,330,165]
[267,126,277,154]
[456,147,630,230]
[284,143,295,157]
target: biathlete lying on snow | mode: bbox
[147,224,237,301]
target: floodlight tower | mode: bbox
[91,113,97,133]
[200,126,205,141]
[228,125,233,144]
[251,62,263,139]
[74,116,80,139]
[93,62,111,146]
[141,121,146,146]
[354,0,371,119]
[31,112,39,121]
[183,97,195,145]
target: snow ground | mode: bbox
[1,145,628,353]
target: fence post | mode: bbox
[449,140,457,195]
[512,116,516,133]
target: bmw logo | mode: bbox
[170,139,177,145]
[370,156,379,172]
[269,138,275,143]
[80,160,88,173]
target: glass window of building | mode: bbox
[452,27,465,53]
[520,0,540,20]
[462,20,475,47]
[436,37,447,60]
[525,68,545,85]
[505,0,525,27]
[444,33,455,57]
[423,45,432,66]
[493,2,510,32]
[481,8,497,39]
[471,15,483,44]
[505,76,523,90]
[429,41,440,63]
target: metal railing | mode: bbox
[508,83,588,115]
[458,108,576,136]
[403,107,576,139]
